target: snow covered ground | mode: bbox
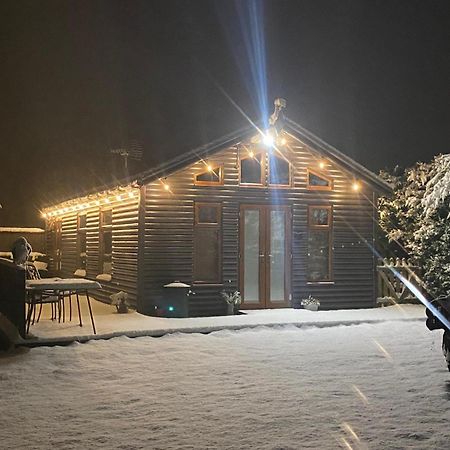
[25,300,425,344]
[1,311,450,449]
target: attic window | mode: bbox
[240,152,264,185]
[268,154,290,186]
[194,164,223,186]
[307,168,332,190]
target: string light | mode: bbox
[280,137,287,146]
[319,160,326,169]
[248,150,254,158]
[206,164,213,172]
[352,181,361,192]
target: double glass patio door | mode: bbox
[239,205,291,308]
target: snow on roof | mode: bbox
[0,227,45,233]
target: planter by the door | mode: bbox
[304,304,319,312]
[227,303,234,315]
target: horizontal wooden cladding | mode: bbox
[141,140,378,314]
[188,285,226,317]
[45,198,140,307]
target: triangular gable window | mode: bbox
[194,165,223,186]
[307,169,332,190]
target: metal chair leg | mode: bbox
[76,293,83,327]
[69,292,73,321]
[85,291,97,335]
[31,298,37,325]
[37,303,43,323]
[26,302,34,334]
[60,292,65,323]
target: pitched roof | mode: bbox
[138,118,392,193]
[284,118,391,193]
[44,117,391,209]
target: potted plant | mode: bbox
[221,290,242,315]
[110,291,130,314]
[300,295,320,311]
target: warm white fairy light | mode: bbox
[280,137,287,146]
[352,181,361,192]
[116,195,122,201]
[319,160,325,169]
[206,164,213,172]
[164,183,170,191]
[248,150,254,158]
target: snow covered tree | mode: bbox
[379,155,450,297]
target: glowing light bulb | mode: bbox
[116,195,122,201]
[206,165,213,172]
[319,161,325,169]
[128,191,135,198]
[164,184,170,191]
[248,150,254,158]
[280,137,287,146]
[263,132,274,146]
[352,181,361,192]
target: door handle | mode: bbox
[259,254,265,258]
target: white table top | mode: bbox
[26,278,102,291]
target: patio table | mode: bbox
[26,278,101,335]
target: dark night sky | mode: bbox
[1,0,449,226]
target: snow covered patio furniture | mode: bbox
[25,278,101,335]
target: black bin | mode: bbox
[157,281,190,318]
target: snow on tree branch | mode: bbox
[422,154,450,216]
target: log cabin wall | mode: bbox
[45,192,140,306]
[141,134,378,316]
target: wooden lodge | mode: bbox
[41,107,391,316]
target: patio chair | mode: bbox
[25,263,62,333]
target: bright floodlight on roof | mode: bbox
[263,132,274,146]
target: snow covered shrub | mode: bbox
[300,295,320,310]
[379,155,450,297]
[221,290,241,306]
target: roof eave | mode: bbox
[285,118,392,194]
